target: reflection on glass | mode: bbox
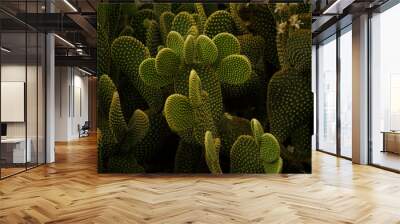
[371,4,400,171]
[318,36,337,154]
[340,28,352,158]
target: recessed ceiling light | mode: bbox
[78,67,92,76]
[54,34,75,48]
[1,47,11,53]
[63,0,78,12]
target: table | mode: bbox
[1,138,31,164]
[381,131,400,154]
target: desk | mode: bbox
[382,131,400,154]
[1,138,31,163]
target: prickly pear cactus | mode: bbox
[97,2,311,174]
[230,119,283,173]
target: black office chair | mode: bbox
[79,121,90,138]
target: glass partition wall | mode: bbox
[315,25,353,159]
[370,3,400,171]
[0,2,46,179]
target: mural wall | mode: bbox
[97,3,312,174]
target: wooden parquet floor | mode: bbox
[1,135,400,224]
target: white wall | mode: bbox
[54,66,89,141]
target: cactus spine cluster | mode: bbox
[97,2,312,173]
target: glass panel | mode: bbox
[1,31,27,177]
[38,32,45,165]
[371,4,400,171]
[317,35,337,154]
[312,45,317,150]
[340,27,352,158]
[27,30,38,169]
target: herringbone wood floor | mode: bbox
[1,135,400,224]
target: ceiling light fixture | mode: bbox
[322,0,354,15]
[1,47,11,53]
[63,0,78,12]
[54,34,75,48]
[78,67,92,76]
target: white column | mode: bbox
[352,14,369,164]
[46,32,55,163]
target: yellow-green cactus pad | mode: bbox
[139,58,172,88]
[171,11,196,36]
[250,118,264,144]
[212,32,241,63]
[204,131,222,174]
[195,35,218,64]
[204,10,234,38]
[264,157,283,173]
[164,94,194,132]
[188,70,202,107]
[109,92,128,142]
[183,34,195,64]
[230,135,263,173]
[155,48,180,79]
[166,31,184,56]
[217,55,251,85]
[259,133,280,163]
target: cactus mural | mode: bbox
[97,3,312,174]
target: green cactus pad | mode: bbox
[259,133,280,163]
[188,70,202,106]
[164,94,194,132]
[183,35,196,64]
[267,68,313,143]
[192,13,205,34]
[195,35,218,64]
[144,19,162,56]
[108,155,145,173]
[230,135,263,173]
[160,11,176,43]
[212,32,241,64]
[98,75,116,117]
[126,109,150,147]
[204,131,222,174]
[174,140,202,173]
[154,3,171,17]
[139,58,172,88]
[109,92,128,142]
[264,157,283,173]
[166,31,185,56]
[171,11,196,36]
[155,47,180,79]
[111,36,150,77]
[119,25,134,37]
[250,118,264,144]
[192,65,223,123]
[286,29,311,72]
[237,34,265,66]
[217,55,251,85]
[204,10,234,38]
[97,24,111,75]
